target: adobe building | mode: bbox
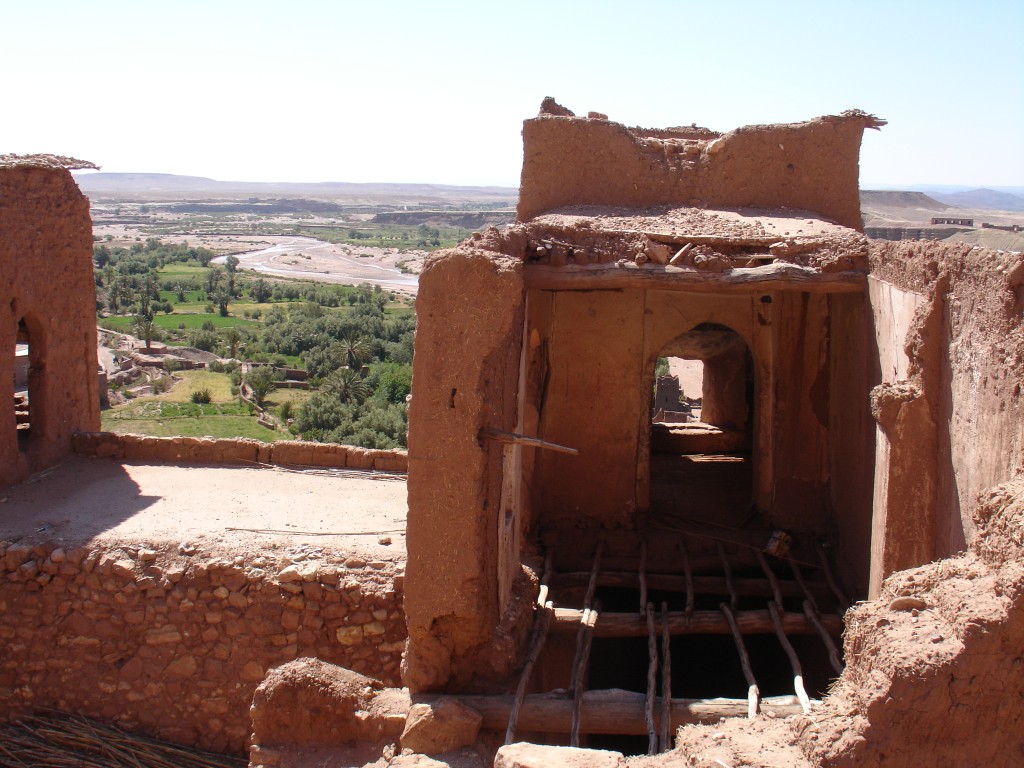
[1,155,101,489]
[0,104,1022,767]
[399,100,1024,764]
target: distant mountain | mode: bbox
[72,172,519,204]
[860,190,950,211]
[930,188,1024,212]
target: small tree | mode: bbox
[249,278,271,303]
[245,365,280,407]
[223,327,243,359]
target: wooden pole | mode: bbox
[645,602,658,755]
[815,541,850,612]
[768,602,811,714]
[551,607,842,637]
[681,541,695,617]
[755,550,784,612]
[786,555,819,614]
[659,601,673,751]
[570,602,600,747]
[479,426,579,456]
[433,692,808,735]
[638,541,648,615]
[717,543,739,610]
[569,542,604,691]
[804,600,844,675]
[721,604,760,719]
[506,600,554,744]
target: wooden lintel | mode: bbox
[423,691,809,735]
[523,262,867,294]
[479,427,579,456]
[552,607,842,637]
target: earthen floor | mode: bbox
[0,457,408,564]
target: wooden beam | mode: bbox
[552,607,842,637]
[548,570,832,602]
[436,691,809,735]
[524,262,867,294]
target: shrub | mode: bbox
[278,400,295,421]
[191,388,212,404]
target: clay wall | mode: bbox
[403,249,527,693]
[0,540,405,754]
[800,479,1024,768]
[525,286,862,538]
[866,241,1024,595]
[517,111,883,230]
[0,164,99,489]
[71,431,408,472]
[827,291,878,596]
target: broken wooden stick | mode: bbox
[479,427,578,455]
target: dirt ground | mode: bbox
[0,457,408,565]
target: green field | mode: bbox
[99,314,258,332]
[102,413,279,441]
[104,371,282,441]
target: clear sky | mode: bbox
[5,0,1022,188]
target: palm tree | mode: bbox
[322,368,371,405]
[244,365,280,407]
[336,334,372,371]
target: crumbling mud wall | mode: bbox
[796,478,1024,768]
[0,159,100,489]
[866,241,1024,593]
[404,249,528,692]
[0,541,405,753]
[517,104,884,230]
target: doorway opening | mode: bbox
[648,323,755,533]
[14,319,32,449]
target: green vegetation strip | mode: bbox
[0,711,246,768]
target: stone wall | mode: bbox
[0,540,405,754]
[72,431,408,472]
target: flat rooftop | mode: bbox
[0,458,408,565]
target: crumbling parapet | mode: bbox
[517,101,885,230]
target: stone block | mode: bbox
[400,698,483,755]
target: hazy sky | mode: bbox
[5,0,1022,188]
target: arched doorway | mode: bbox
[647,322,755,530]
[13,317,45,452]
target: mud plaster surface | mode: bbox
[0,458,407,564]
